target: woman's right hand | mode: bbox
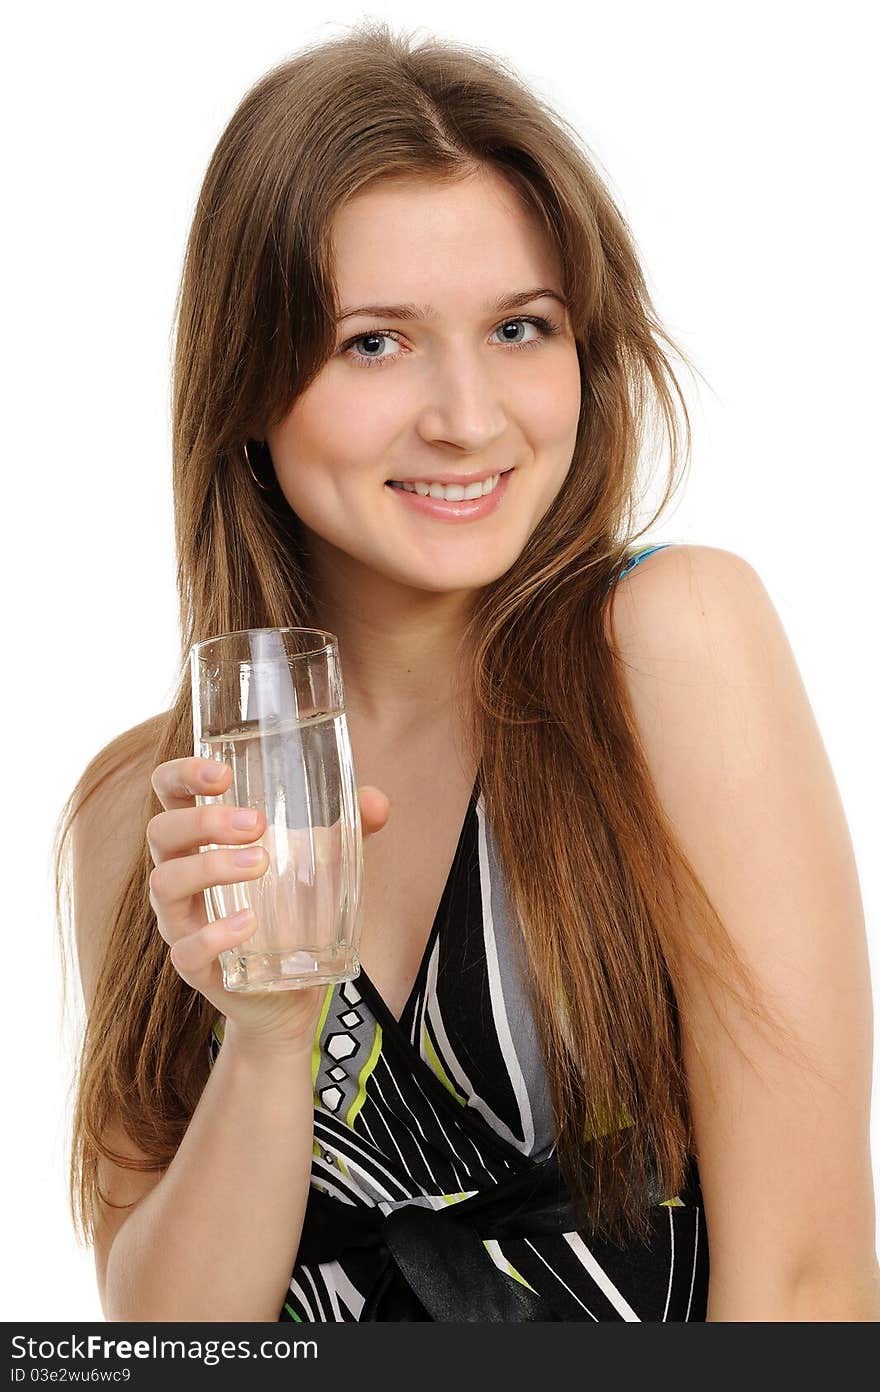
[147,756,389,1056]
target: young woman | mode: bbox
[55,21,879,1322]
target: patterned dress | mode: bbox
[209,540,710,1321]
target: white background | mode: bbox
[3,0,877,1320]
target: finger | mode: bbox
[150,844,269,942]
[359,785,391,836]
[151,756,230,810]
[147,801,267,865]
[169,908,257,981]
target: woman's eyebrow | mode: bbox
[335,287,569,323]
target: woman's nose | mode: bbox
[416,350,507,449]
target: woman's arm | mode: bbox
[72,742,316,1322]
[608,544,880,1321]
[101,1030,315,1322]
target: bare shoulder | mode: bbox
[605,542,760,651]
[69,712,171,1306]
[604,543,778,774]
[606,544,878,1310]
[71,710,169,1015]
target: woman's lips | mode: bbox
[383,469,514,522]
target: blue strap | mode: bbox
[608,543,674,590]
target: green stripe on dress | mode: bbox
[482,1239,540,1293]
[422,1025,468,1104]
[310,984,336,1092]
[345,1023,383,1127]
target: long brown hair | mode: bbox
[53,19,817,1251]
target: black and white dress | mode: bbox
[209,541,710,1322]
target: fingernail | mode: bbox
[204,763,226,782]
[229,909,255,933]
[234,847,264,867]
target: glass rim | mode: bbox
[189,626,337,664]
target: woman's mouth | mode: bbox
[384,468,514,521]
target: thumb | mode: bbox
[358,784,391,837]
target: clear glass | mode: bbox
[189,627,364,992]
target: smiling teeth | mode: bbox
[391,473,501,500]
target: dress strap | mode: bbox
[610,542,674,589]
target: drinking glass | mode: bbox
[189,627,364,992]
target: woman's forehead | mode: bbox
[329,178,563,315]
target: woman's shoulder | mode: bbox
[613,538,746,579]
[604,542,759,672]
[71,709,169,862]
[605,542,777,772]
[70,707,169,807]
[70,710,170,1014]
[601,540,768,729]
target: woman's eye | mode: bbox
[339,315,560,369]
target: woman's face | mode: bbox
[266,167,582,597]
